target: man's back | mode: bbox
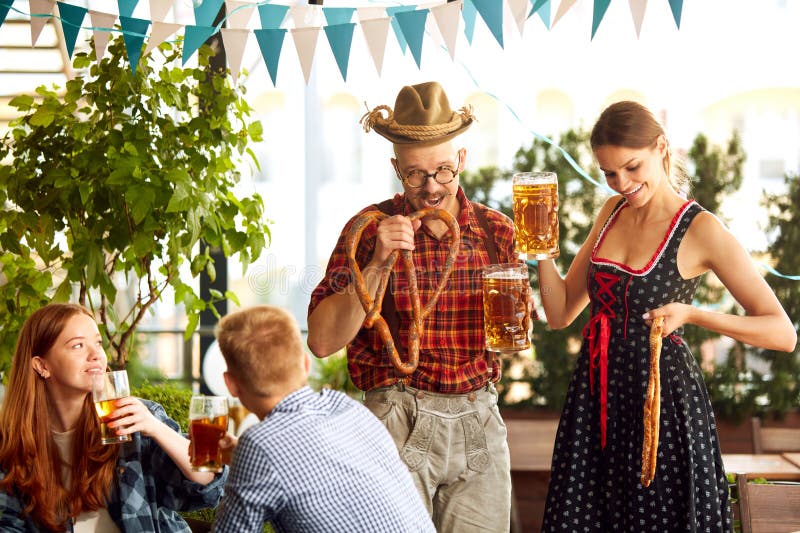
[213,387,434,533]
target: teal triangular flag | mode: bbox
[194,0,223,27]
[182,25,217,65]
[395,9,427,69]
[56,2,87,59]
[254,28,286,87]
[257,3,289,30]
[117,0,138,18]
[1,1,14,28]
[471,0,503,48]
[591,0,611,40]
[668,0,683,29]
[462,0,478,45]
[323,22,355,82]
[119,16,150,74]
[322,7,354,26]
[528,0,550,29]
[386,5,414,54]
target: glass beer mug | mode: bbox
[189,395,229,473]
[513,172,560,260]
[482,263,532,352]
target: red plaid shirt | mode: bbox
[308,188,519,393]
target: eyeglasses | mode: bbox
[394,153,461,188]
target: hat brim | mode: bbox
[371,119,473,147]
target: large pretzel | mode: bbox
[641,316,664,487]
[345,208,460,376]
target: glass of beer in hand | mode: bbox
[92,370,132,445]
[482,263,531,352]
[189,395,229,473]
[513,172,559,260]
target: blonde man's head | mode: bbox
[215,305,307,397]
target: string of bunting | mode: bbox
[0,0,686,85]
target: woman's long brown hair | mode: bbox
[0,303,119,531]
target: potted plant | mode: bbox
[0,36,269,370]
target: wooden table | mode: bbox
[722,453,800,480]
[506,418,559,472]
[783,453,800,469]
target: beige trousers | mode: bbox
[364,384,511,533]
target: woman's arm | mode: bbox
[647,212,797,351]
[538,197,620,329]
[109,397,215,485]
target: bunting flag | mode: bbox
[119,15,150,74]
[194,0,223,27]
[182,25,216,65]
[29,0,54,46]
[395,9,428,68]
[385,5,414,53]
[591,0,611,40]
[360,16,390,75]
[225,0,254,29]
[117,0,138,18]
[291,26,320,84]
[254,28,285,86]
[56,1,86,59]
[89,10,116,62]
[472,0,504,48]
[530,0,551,29]
[322,7,354,26]
[668,0,683,29]
[431,1,460,61]
[0,0,691,81]
[149,0,172,22]
[1,1,13,28]
[220,28,248,83]
[629,0,647,38]
[323,22,355,82]
[552,0,576,28]
[508,0,528,35]
[462,0,477,44]
[258,3,289,30]
[143,20,181,55]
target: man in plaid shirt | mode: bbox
[308,81,522,532]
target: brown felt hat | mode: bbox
[360,81,475,147]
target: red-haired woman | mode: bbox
[0,303,226,531]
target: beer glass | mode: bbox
[228,397,249,435]
[92,370,132,445]
[513,172,559,260]
[482,263,531,352]
[189,395,229,472]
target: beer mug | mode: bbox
[92,370,132,445]
[189,395,229,473]
[513,172,560,260]
[482,263,531,352]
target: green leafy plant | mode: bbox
[0,36,269,371]
[132,380,194,432]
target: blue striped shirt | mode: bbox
[213,387,434,533]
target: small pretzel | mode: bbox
[345,208,460,376]
[641,316,663,487]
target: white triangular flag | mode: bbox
[30,0,55,46]
[431,1,460,61]
[552,0,577,28]
[148,0,173,22]
[629,0,647,38]
[359,17,390,75]
[143,21,181,55]
[357,6,385,22]
[291,26,320,84]
[225,0,255,29]
[88,10,117,62]
[220,28,249,83]
[290,5,321,29]
[508,0,528,35]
